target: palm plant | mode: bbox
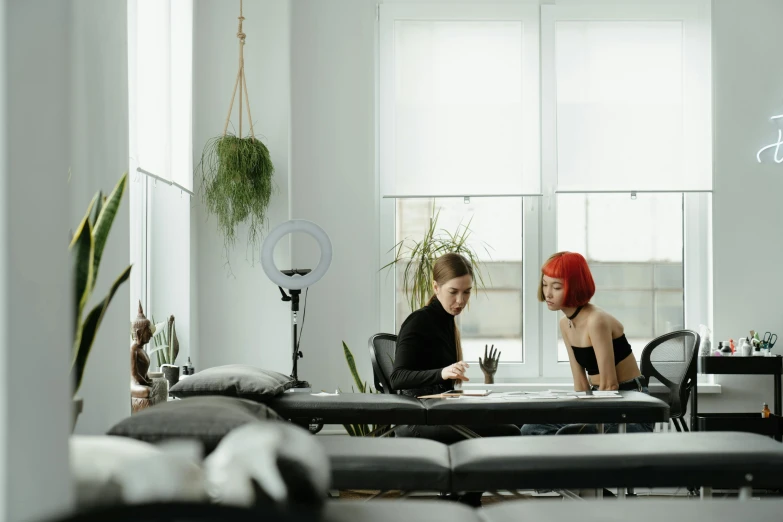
[381,208,491,312]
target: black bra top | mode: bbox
[570,334,633,375]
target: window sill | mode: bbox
[462,382,722,394]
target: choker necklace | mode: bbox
[567,306,584,329]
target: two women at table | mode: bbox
[391,250,653,440]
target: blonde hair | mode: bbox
[428,253,474,362]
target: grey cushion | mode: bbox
[169,364,294,401]
[107,396,280,454]
[319,436,451,491]
[449,432,783,491]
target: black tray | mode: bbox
[698,355,782,375]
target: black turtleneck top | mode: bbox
[390,298,456,394]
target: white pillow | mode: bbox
[70,435,204,507]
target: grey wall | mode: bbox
[290,0,379,393]
[697,0,783,416]
[70,0,131,436]
[193,0,292,374]
[0,1,74,520]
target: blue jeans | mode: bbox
[520,377,655,436]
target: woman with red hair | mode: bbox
[521,251,653,435]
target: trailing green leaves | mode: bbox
[197,135,275,267]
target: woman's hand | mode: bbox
[441,361,470,381]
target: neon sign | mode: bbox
[757,114,783,164]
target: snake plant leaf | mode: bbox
[169,316,180,364]
[343,341,365,393]
[91,173,127,291]
[70,216,94,353]
[71,264,132,393]
[89,190,104,228]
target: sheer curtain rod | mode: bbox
[136,167,194,196]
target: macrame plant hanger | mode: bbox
[223,0,256,141]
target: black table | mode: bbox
[422,391,669,426]
[697,356,782,440]
[267,390,669,428]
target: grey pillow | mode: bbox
[169,364,294,401]
[107,396,280,454]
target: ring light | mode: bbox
[261,220,332,290]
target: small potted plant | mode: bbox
[148,315,180,388]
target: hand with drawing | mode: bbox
[479,344,500,384]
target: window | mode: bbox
[379,1,712,381]
[128,0,193,313]
[394,197,525,364]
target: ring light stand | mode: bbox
[261,220,332,389]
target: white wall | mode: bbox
[193,0,292,374]
[696,0,783,415]
[290,0,379,393]
[70,0,131,436]
[0,1,74,520]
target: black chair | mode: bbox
[369,333,398,394]
[640,329,701,432]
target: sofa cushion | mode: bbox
[107,396,280,454]
[169,364,294,401]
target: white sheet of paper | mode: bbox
[310,392,339,396]
[576,395,623,399]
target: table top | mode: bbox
[267,390,669,426]
[422,390,669,425]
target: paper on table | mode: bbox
[311,392,339,396]
[575,394,623,399]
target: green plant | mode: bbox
[70,173,132,395]
[197,135,275,260]
[341,341,388,437]
[147,315,179,367]
[381,208,491,312]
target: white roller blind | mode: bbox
[552,4,712,192]
[380,4,540,197]
[129,0,193,192]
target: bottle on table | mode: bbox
[762,403,771,419]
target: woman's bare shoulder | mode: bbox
[585,305,624,332]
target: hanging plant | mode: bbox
[197,0,275,266]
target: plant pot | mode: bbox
[160,364,180,389]
[72,396,83,433]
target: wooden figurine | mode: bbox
[131,300,154,412]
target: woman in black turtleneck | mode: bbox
[390,253,520,507]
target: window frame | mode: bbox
[378,1,712,382]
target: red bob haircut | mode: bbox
[537,252,595,307]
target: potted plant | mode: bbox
[381,208,491,312]
[341,341,387,437]
[70,173,132,430]
[149,315,180,387]
[196,3,275,269]
[197,135,274,263]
